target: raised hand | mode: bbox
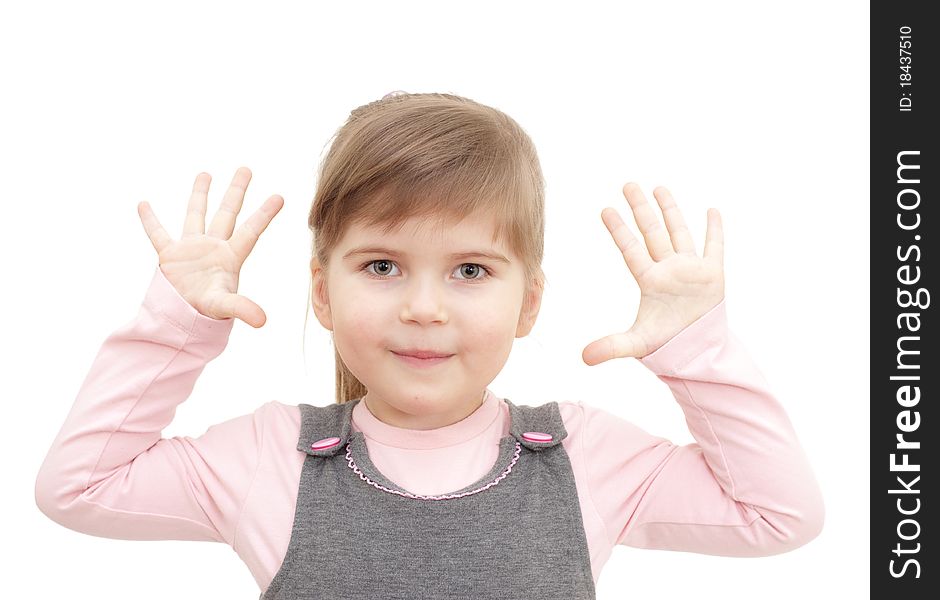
[582,183,725,365]
[137,167,284,328]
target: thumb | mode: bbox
[582,331,646,366]
[216,293,267,328]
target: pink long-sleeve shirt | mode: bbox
[35,266,825,593]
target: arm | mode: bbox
[584,299,825,556]
[34,266,263,545]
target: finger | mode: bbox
[652,186,696,255]
[183,172,211,238]
[207,166,252,240]
[214,293,267,328]
[137,201,174,255]
[582,331,646,365]
[229,194,285,263]
[622,182,674,261]
[703,208,724,264]
[601,207,654,280]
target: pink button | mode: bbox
[311,436,341,451]
[522,431,553,443]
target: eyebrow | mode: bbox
[342,246,511,264]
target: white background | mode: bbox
[3,1,869,598]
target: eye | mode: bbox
[363,259,400,278]
[454,263,491,281]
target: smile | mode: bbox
[391,351,454,368]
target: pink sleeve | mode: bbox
[34,266,263,546]
[582,300,825,556]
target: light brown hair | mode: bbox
[308,91,547,404]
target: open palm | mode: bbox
[582,183,725,365]
[137,167,284,327]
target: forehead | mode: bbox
[339,212,505,249]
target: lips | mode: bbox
[392,349,454,359]
[392,349,454,369]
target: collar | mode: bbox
[351,388,500,449]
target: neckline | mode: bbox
[344,430,521,499]
[351,388,500,449]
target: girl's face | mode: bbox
[311,211,542,430]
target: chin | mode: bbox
[383,388,450,411]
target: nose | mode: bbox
[399,274,448,325]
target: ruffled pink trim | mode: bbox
[344,442,522,501]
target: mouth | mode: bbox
[391,350,455,367]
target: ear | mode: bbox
[310,256,334,331]
[515,276,544,338]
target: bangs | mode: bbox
[347,151,536,251]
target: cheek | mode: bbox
[331,291,389,355]
[458,303,518,352]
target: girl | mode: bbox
[34,92,824,599]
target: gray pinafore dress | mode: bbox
[260,397,596,599]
